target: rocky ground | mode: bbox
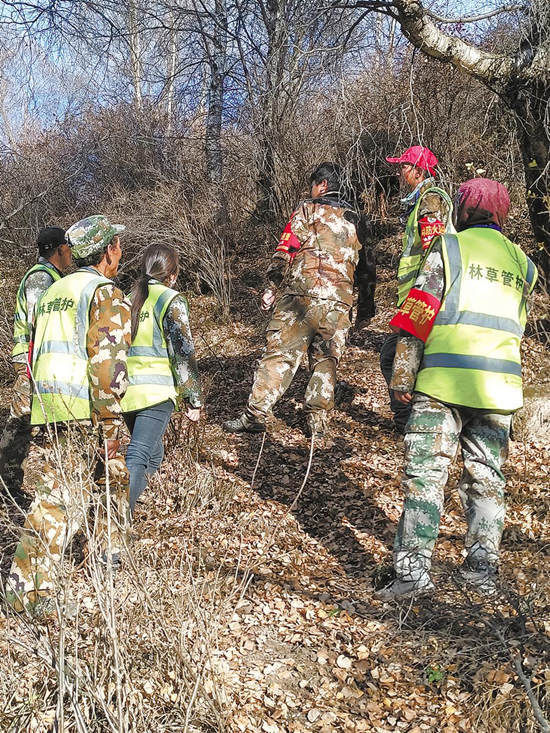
[0,241,548,732]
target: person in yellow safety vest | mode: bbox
[121,243,202,514]
[377,178,537,600]
[6,215,132,618]
[380,146,454,433]
[0,227,72,494]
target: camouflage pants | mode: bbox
[6,427,129,612]
[394,394,511,581]
[0,371,32,492]
[247,295,350,421]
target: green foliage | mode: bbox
[425,664,446,685]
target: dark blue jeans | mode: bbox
[124,400,174,512]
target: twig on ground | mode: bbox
[250,431,266,489]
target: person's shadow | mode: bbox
[210,355,399,589]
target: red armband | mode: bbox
[418,216,445,250]
[389,288,441,342]
[275,216,302,261]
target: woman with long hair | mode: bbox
[122,243,202,513]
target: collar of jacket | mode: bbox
[459,223,502,232]
[309,192,354,210]
[400,177,436,211]
[38,255,63,278]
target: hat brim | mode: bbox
[385,156,404,165]
[113,224,126,234]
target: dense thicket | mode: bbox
[0,52,527,265]
[0,1,547,281]
[0,50,536,386]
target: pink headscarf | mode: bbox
[455,178,510,231]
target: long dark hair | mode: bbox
[130,243,180,341]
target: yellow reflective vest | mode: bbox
[415,229,538,411]
[30,268,112,425]
[12,261,62,359]
[121,281,179,413]
[397,186,454,307]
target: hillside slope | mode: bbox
[0,237,548,732]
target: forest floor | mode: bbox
[0,237,548,732]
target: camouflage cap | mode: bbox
[66,215,125,259]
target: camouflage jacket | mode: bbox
[163,296,202,408]
[390,239,445,393]
[267,196,361,307]
[88,280,132,439]
[400,178,451,230]
[12,257,63,364]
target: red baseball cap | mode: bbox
[386,146,438,176]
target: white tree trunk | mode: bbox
[165,15,177,133]
[127,0,143,113]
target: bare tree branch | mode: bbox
[391,0,515,85]
[426,3,526,25]
[493,627,550,733]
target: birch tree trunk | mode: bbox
[253,0,288,222]
[127,0,143,113]
[204,0,227,187]
[391,0,550,286]
[165,14,177,134]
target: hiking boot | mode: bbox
[223,413,266,434]
[376,573,435,601]
[459,558,498,596]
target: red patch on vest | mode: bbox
[389,288,441,342]
[419,216,444,249]
[275,216,302,260]
[27,340,34,379]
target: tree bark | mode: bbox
[165,13,177,135]
[392,0,514,84]
[204,0,227,189]
[253,0,288,223]
[390,0,550,286]
[127,0,143,114]
[510,81,550,284]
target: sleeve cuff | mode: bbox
[13,362,29,376]
[97,419,121,441]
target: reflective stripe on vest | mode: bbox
[120,282,179,413]
[397,186,454,307]
[12,262,62,358]
[30,268,111,425]
[414,230,537,411]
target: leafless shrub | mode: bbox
[0,285,15,385]
[0,428,249,731]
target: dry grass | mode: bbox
[0,430,250,732]
[0,329,548,732]
[0,131,548,731]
